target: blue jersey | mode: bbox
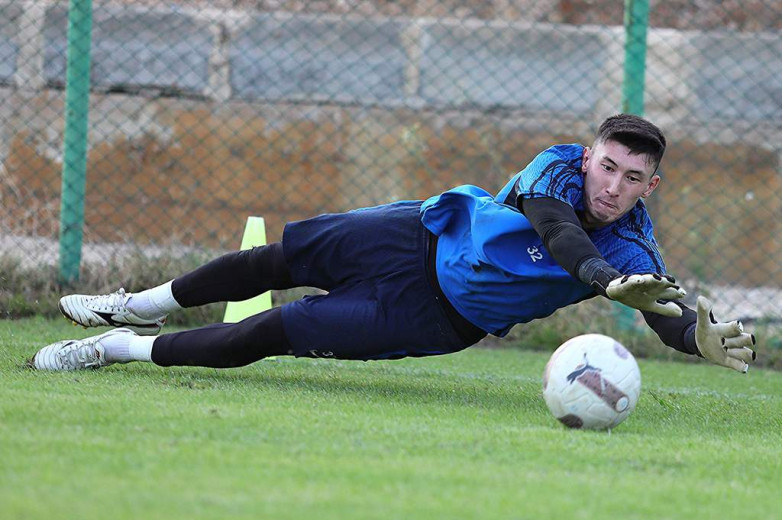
[420,144,666,337]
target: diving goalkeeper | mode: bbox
[31,114,756,373]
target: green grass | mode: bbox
[1,317,781,520]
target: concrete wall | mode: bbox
[2,3,780,119]
[1,2,780,286]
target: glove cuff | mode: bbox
[684,322,701,357]
[577,257,621,297]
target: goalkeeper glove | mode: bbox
[695,296,756,373]
[605,273,686,317]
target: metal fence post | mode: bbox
[622,0,650,115]
[616,0,651,331]
[58,0,93,284]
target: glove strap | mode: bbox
[577,257,621,297]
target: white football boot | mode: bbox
[59,288,166,336]
[31,328,136,371]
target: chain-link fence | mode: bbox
[1,1,780,327]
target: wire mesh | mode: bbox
[1,0,780,323]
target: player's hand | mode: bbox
[695,296,756,373]
[605,273,686,317]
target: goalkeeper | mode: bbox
[31,114,756,373]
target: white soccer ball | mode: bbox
[542,334,641,430]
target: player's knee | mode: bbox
[248,242,294,289]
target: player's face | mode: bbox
[581,139,660,229]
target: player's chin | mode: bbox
[585,208,618,227]
[595,203,623,221]
[599,213,620,225]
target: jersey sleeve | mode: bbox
[496,144,585,209]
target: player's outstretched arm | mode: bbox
[605,274,687,317]
[520,198,686,317]
[694,296,757,373]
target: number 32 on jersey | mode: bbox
[527,246,544,263]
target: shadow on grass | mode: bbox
[116,358,542,419]
[112,359,780,436]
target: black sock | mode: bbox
[151,307,291,368]
[171,242,294,307]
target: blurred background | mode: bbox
[1,1,780,356]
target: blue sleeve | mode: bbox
[496,144,585,209]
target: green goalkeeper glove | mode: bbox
[695,296,757,373]
[606,273,687,317]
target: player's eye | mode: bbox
[601,164,613,172]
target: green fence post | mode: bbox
[616,0,650,331]
[58,0,94,284]
[622,0,650,115]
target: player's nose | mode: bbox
[605,176,622,197]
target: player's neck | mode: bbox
[577,211,604,231]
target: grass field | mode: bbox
[1,317,781,520]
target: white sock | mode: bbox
[103,334,155,363]
[128,336,155,362]
[126,280,181,319]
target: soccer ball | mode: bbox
[542,334,641,430]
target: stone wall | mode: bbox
[3,3,780,117]
[1,1,780,286]
[88,0,782,31]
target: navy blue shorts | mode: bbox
[280,201,471,360]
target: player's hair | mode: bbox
[594,114,666,172]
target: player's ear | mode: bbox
[641,174,661,198]
[581,147,590,172]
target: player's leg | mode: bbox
[58,242,294,335]
[149,307,290,368]
[60,201,425,334]
[32,276,476,371]
[278,278,474,361]
[170,242,294,306]
[32,307,291,370]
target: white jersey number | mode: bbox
[527,246,544,263]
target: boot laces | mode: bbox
[58,339,104,369]
[88,288,128,313]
